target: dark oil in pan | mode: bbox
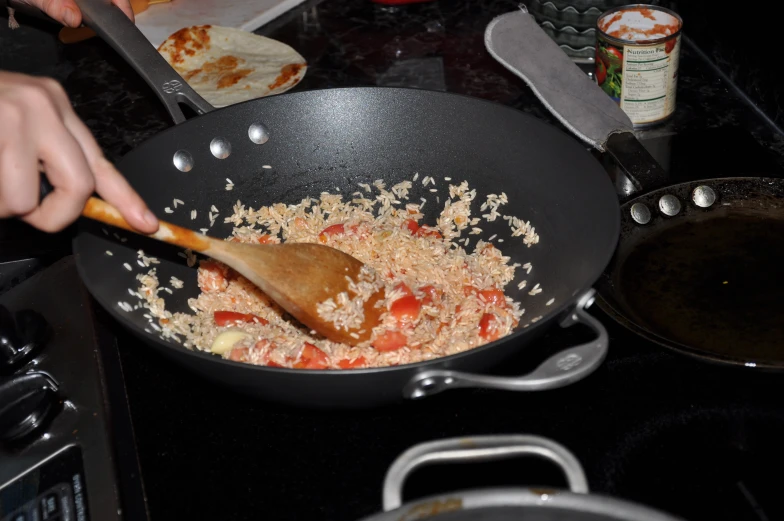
[619,212,784,364]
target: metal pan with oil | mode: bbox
[596,176,784,369]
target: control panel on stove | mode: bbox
[1,445,89,521]
[0,256,147,521]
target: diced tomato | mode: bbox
[229,236,243,243]
[213,311,269,327]
[338,356,367,369]
[228,347,249,362]
[455,305,462,314]
[403,219,420,234]
[414,225,442,239]
[373,330,408,352]
[293,342,329,369]
[257,234,275,244]
[266,361,284,368]
[318,223,345,243]
[390,295,421,324]
[198,260,230,292]
[479,313,501,341]
[394,282,413,297]
[478,289,506,307]
[418,285,440,305]
[463,285,478,297]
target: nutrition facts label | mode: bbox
[620,38,680,125]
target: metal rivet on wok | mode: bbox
[210,137,231,159]
[172,150,193,172]
[692,185,717,208]
[658,195,681,217]
[630,202,651,224]
[248,123,270,144]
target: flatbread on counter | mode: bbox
[158,25,307,107]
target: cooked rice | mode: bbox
[133,180,541,370]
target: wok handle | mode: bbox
[72,0,214,124]
[381,435,589,511]
[402,290,607,398]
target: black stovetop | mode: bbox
[1,127,771,521]
[3,0,784,517]
[0,127,783,521]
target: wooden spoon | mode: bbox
[83,197,385,346]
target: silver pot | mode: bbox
[360,435,687,521]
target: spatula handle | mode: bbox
[82,196,213,253]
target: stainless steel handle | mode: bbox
[382,435,589,511]
[403,290,607,399]
[72,0,213,124]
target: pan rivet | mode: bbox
[630,202,651,224]
[692,186,716,208]
[172,150,194,172]
[210,137,232,159]
[658,195,681,217]
[248,123,270,144]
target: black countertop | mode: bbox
[3,2,784,521]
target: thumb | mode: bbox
[25,0,82,27]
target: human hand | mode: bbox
[11,0,134,28]
[0,71,159,233]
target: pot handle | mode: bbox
[485,6,670,200]
[403,290,607,399]
[382,435,589,511]
[72,0,214,124]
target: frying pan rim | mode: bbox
[596,175,784,370]
[73,85,621,375]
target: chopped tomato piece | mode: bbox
[478,289,506,307]
[403,219,420,234]
[455,305,462,314]
[463,285,478,297]
[390,295,421,324]
[338,356,367,369]
[257,234,275,244]
[479,313,501,341]
[394,282,413,297]
[373,330,408,352]
[266,360,284,368]
[228,347,249,362]
[414,225,442,239]
[418,285,440,305]
[214,311,269,327]
[198,260,230,292]
[293,342,329,369]
[318,223,345,243]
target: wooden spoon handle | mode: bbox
[83,197,215,253]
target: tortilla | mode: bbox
[157,25,307,108]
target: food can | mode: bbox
[595,4,683,128]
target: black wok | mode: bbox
[66,0,620,408]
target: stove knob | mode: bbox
[0,372,60,444]
[0,305,51,373]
